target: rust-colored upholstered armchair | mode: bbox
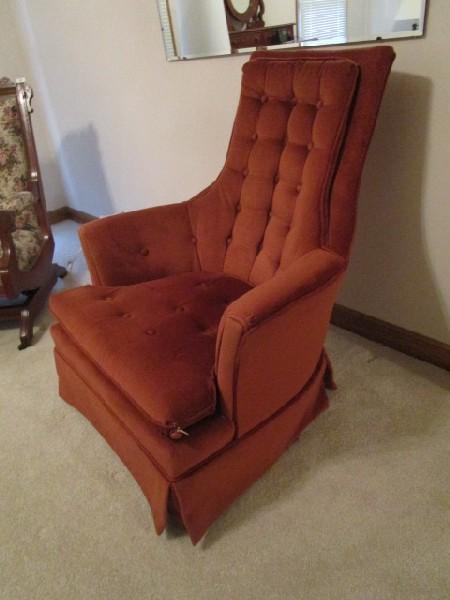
[50,47,394,543]
[0,77,66,348]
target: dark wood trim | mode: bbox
[67,207,96,224]
[332,304,450,372]
[225,0,262,24]
[47,206,70,224]
[47,206,97,225]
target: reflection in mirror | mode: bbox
[231,0,252,13]
[157,0,427,61]
[225,0,297,51]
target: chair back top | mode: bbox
[250,47,396,258]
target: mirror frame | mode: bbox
[159,0,429,62]
[225,0,260,21]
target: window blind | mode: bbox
[299,0,347,45]
[157,0,177,60]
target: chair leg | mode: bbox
[55,264,68,279]
[323,350,337,390]
[18,308,33,350]
[17,264,59,350]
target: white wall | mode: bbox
[369,0,401,35]
[9,0,449,344]
[339,2,450,345]
[347,0,370,41]
[0,0,66,209]
[264,0,297,27]
[347,0,424,41]
[396,0,423,20]
[0,0,29,77]
[11,0,241,217]
[367,0,423,35]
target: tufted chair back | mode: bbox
[0,78,28,203]
[188,47,394,285]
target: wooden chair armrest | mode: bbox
[0,210,17,270]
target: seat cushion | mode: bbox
[50,272,251,435]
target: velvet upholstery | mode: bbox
[79,202,197,287]
[52,324,237,482]
[217,248,346,435]
[52,324,329,542]
[51,272,251,434]
[254,47,397,256]
[189,58,359,281]
[50,47,395,543]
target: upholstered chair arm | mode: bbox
[0,191,39,230]
[215,249,347,436]
[79,202,197,286]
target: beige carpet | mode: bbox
[1,221,449,600]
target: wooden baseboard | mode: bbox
[332,304,450,371]
[48,206,96,225]
[47,206,70,224]
[67,207,97,224]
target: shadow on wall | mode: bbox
[39,159,67,209]
[59,124,113,217]
[339,71,449,343]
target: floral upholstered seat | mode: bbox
[0,83,44,271]
[0,191,44,270]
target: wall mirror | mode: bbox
[157,0,427,61]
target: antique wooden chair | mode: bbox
[50,47,395,543]
[0,77,66,349]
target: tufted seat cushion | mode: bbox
[50,272,251,435]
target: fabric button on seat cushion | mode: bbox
[50,272,251,434]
